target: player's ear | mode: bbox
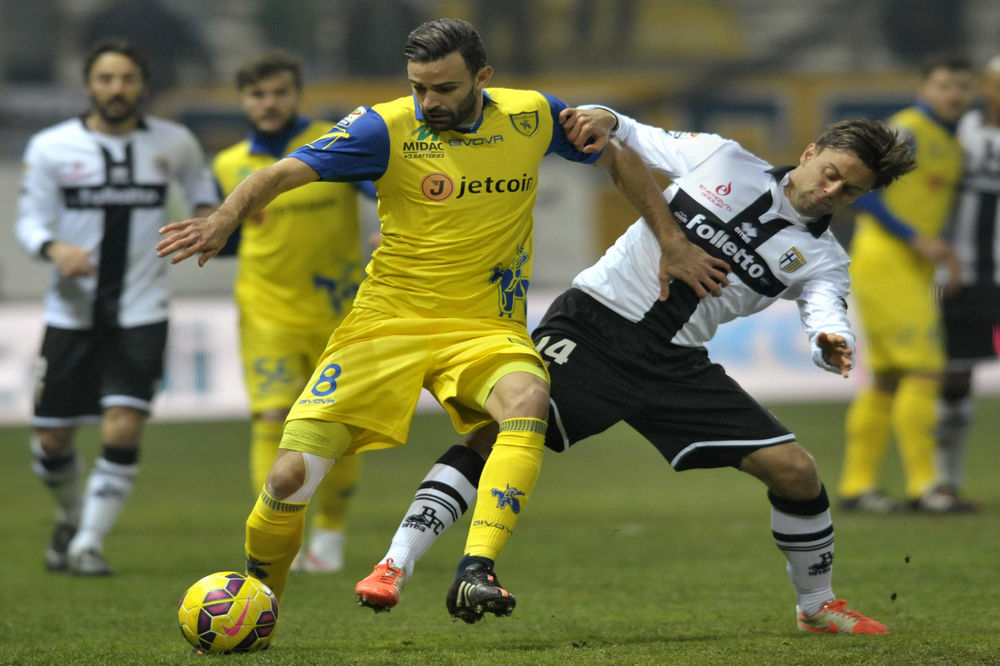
[799,143,819,166]
[475,65,494,90]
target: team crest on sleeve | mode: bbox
[509,111,539,136]
[490,245,530,317]
[336,106,367,128]
[779,247,806,272]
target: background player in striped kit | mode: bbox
[935,55,1000,506]
[213,51,376,573]
[15,40,218,575]
[354,108,914,635]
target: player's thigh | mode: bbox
[33,326,101,423]
[241,319,330,413]
[101,322,168,408]
[626,360,794,470]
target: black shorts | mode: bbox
[534,289,794,470]
[32,321,168,426]
[941,285,1000,364]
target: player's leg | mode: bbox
[244,417,361,601]
[68,405,145,575]
[893,371,946,507]
[29,326,94,571]
[306,451,361,572]
[355,428,491,611]
[448,369,549,623]
[741,443,889,635]
[838,373,897,512]
[937,366,973,493]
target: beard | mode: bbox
[92,94,140,126]
[422,87,478,132]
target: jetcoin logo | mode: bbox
[421,173,454,200]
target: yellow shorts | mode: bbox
[239,316,335,414]
[850,259,944,373]
[285,306,548,456]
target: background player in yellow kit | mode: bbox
[213,51,375,572]
[158,18,728,627]
[839,53,976,513]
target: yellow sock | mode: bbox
[465,418,546,561]
[839,387,893,497]
[893,376,940,499]
[312,453,361,532]
[250,419,283,496]
[245,490,306,601]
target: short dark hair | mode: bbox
[235,51,303,90]
[920,52,973,79]
[815,119,916,190]
[83,39,150,83]
[404,18,487,74]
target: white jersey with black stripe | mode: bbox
[572,111,853,373]
[15,116,217,329]
[947,109,1000,287]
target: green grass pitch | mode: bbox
[1,400,998,664]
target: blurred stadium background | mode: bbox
[3,0,1000,423]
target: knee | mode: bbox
[773,450,821,500]
[36,427,74,456]
[264,453,306,500]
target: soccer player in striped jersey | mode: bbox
[353,109,915,635]
[839,53,977,513]
[214,52,376,573]
[158,18,728,626]
[16,40,218,575]
[936,55,1000,506]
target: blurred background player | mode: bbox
[935,55,1000,506]
[15,40,217,575]
[158,18,727,625]
[213,51,376,572]
[838,53,977,514]
[354,108,914,634]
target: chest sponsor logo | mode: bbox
[698,182,734,213]
[421,173,454,200]
[779,247,806,273]
[419,172,534,201]
[403,125,445,159]
[510,111,539,136]
[63,184,166,208]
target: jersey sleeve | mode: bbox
[542,93,601,164]
[15,135,60,257]
[174,128,219,211]
[595,106,728,180]
[792,254,856,374]
[290,106,390,182]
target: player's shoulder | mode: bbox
[28,117,87,147]
[141,115,198,138]
[483,87,548,110]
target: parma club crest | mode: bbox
[509,111,539,136]
[779,247,806,273]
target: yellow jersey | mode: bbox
[290,89,597,324]
[213,118,364,329]
[851,104,963,276]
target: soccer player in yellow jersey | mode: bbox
[840,53,977,513]
[213,52,375,572]
[158,18,729,626]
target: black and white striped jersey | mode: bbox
[947,109,1000,287]
[15,116,217,329]
[572,111,853,374]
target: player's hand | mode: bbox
[911,236,961,293]
[559,107,616,154]
[48,241,96,277]
[157,214,236,266]
[658,242,730,300]
[817,332,853,378]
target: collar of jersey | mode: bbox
[914,100,959,134]
[766,165,831,237]
[249,116,311,158]
[412,90,493,134]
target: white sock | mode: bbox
[772,506,835,617]
[936,396,972,490]
[69,457,138,554]
[381,452,480,574]
[30,436,83,525]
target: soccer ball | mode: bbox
[177,571,279,654]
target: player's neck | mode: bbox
[85,112,139,136]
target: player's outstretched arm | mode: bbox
[816,332,853,378]
[157,157,320,266]
[596,138,730,299]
